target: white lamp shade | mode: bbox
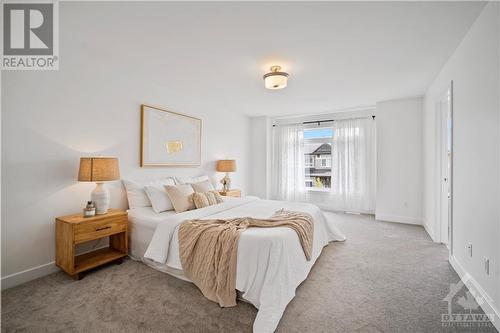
[263,66,289,90]
[264,73,288,89]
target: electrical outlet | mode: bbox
[467,243,472,257]
[484,257,490,275]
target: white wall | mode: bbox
[249,116,271,199]
[423,1,499,322]
[376,97,423,224]
[1,4,251,288]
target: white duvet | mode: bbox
[144,196,346,333]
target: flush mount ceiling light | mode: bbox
[263,65,289,90]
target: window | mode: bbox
[305,155,314,167]
[304,127,333,190]
[315,155,331,168]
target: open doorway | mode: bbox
[436,82,453,252]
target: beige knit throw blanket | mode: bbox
[178,209,313,307]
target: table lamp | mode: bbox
[217,159,236,192]
[78,157,120,214]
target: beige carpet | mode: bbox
[2,212,497,332]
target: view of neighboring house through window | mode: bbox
[304,127,333,190]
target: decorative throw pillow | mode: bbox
[123,178,175,209]
[164,184,195,213]
[191,180,215,193]
[192,192,210,209]
[144,185,174,213]
[211,191,224,204]
[192,191,224,209]
[175,175,209,185]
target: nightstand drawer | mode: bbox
[74,216,127,244]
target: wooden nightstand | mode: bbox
[218,189,241,197]
[55,209,128,280]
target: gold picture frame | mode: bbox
[140,104,202,167]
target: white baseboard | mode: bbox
[449,254,500,332]
[1,261,59,290]
[318,205,374,215]
[422,219,437,242]
[375,213,422,225]
[1,244,111,290]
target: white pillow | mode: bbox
[122,178,175,209]
[164,184,195,213]
[191,180,215,193]
[144,186,174,213]
[175,175,209,185]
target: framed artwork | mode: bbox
[141,104,202,167]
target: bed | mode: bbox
[128,196,346,333]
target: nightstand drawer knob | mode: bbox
[96,226,112,231]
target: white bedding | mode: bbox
[134,196,345,333]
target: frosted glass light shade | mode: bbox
[263,66,289,90]
[264,74,288,89]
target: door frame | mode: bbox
[436,81,454,254]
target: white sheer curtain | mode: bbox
[329,118,376,213]
[271,124,306,202]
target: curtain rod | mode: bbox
[272,115,375,127]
